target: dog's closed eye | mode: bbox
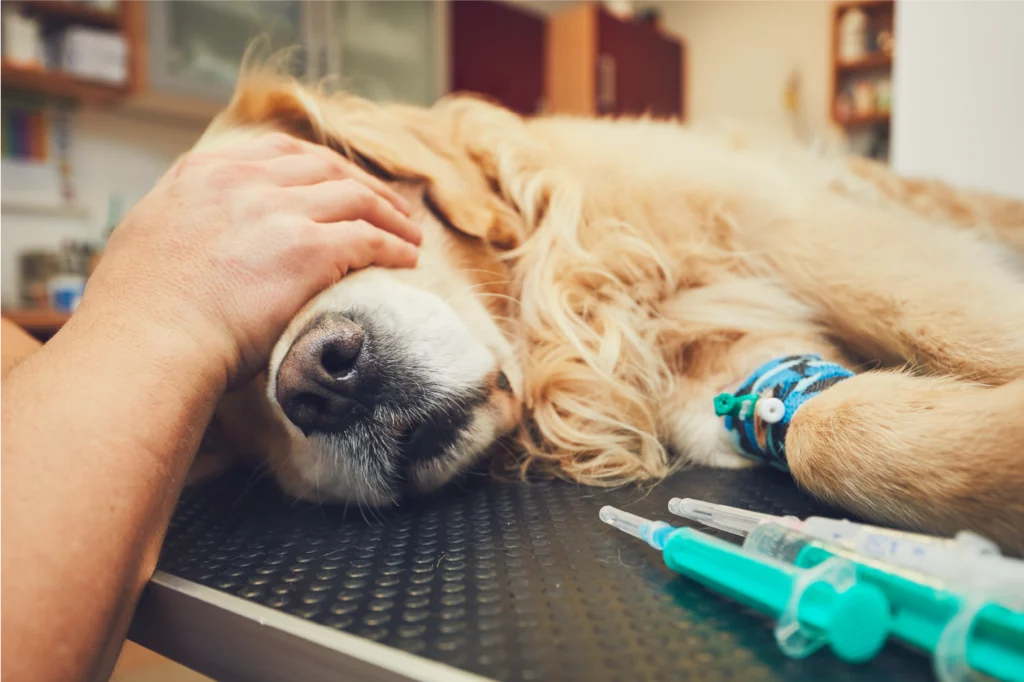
[496,371,511,391]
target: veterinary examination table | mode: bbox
[129,467,935,681]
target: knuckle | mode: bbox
[265,132,301,153]
[237,185,278,220]
[358,222,386,250]
[326,154,350,178]
[342,181,375,212]
[293,220,324,248]
[212,160,262,189]
[369,232,386,251]
[309,144,342,166]
[276,219,319,261]
[311,154,343,180]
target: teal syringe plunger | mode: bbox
[599,506,892,664]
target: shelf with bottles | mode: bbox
[831,0,894,129]
[1,0,135,102]
[833,76,892,125]
[15,1,121,30]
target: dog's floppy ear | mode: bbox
[207,73,524,249]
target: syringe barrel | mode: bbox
[804,518,950,562]
[663,527,891,664]
[663,527,797,617]
[744,522,813,565]
[799,519,1000,577]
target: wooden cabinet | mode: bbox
[450,0,546,115]
[547,2,684,119]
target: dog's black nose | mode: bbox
[276,314,377,434]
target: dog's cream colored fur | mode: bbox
[198,71,1024,550]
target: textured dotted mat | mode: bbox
[158,467,933,681]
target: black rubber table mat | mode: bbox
[157,466,933,682]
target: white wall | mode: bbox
[891,1,1024,199]
[1,110,206,305]
[656,0,834,139]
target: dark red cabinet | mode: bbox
[450,0,547,115]
[548,3,684,119]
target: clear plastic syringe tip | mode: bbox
[668,498,778,536]
[599,506,672,550]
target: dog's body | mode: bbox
[196,74,1024,549]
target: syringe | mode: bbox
[741,521,1024,682]
[667,498,1022,593]
[599,506,892,664]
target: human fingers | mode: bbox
[288,179,422,246]
[263,142,411,215]
[216,133,411,216]
[318,219,420,273]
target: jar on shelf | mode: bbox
[839,8,867,62]
[853,81,875,116]
[876,29,894,56]
[835,92,853,120]
[875,78,892,113]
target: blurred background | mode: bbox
[1,1,1022,679]
[3,0,1024,338]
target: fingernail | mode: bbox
[397,196,412,215]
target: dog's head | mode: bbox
[200,75,530,506]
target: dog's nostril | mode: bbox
[322,347,354,375]
[275,313,374,434]
[319,329,364,378]
[289,392,326,425]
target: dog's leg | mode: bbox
[655,279,852,468]
[659,317,1023,549]
[786,370,1024,551]
[758,197,1024,384]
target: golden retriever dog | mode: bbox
[194,70,1024,551]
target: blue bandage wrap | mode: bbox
[722,354,854,470]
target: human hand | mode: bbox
[81,133,421,387]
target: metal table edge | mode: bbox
[128,570,495,682]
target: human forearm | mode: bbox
[1,317,42,377]
[0,305,225,682]
[0,132,422,681]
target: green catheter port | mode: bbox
[713,392,758,417]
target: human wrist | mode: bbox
[66,294,233,397]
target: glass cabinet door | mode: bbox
[148,1,308,101]
[328,1,438,106]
